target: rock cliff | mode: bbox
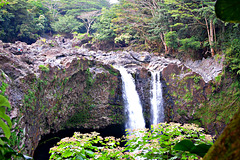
[0,38,124,155]
[0,37,229,156]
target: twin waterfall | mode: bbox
[119,67,164,130]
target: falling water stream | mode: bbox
[150,71,164,125]
[118,67,146,130]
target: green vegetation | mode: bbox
[225,39,240,75]
[39,65,50,72]
[0,81,8,96]
[1,0,239,62]
[197,78,240,126]
[51,15,81,34]
[91,0,219,55]
[0,95,31,159]
[215,0,240,23]
[202,1,240,159]
[0,95,12,144]
[85,68,95,87]
[165,31,178,52]
[0,0,240,159]
[0,0,49,44]
[0,0,110,44]
[174,139,211,158]
[49,123,213,159]
[193,76,201,84]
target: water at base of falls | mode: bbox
[118,67,146,130]
[150,71,164,125]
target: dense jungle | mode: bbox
[0,0,239,159]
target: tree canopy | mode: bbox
[0,0,110,43]
[1,0,240,63]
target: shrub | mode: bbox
[165,31,178,50]
[39,65,49,72]
[0,95,32,159]
[114,33,132,46]
[179,37,201,52]
[225,39,240,75]
[193,76,201,84]
[49,122,213,160]
[51,15,82,34]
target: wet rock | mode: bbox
[184,56,224,83]
[161,63,212,124]
[130,51,151,63]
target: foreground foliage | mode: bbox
[49,123,213,160]
[0,95,32,159]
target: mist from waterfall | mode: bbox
[150,71,164,125]
[118,67,146,130]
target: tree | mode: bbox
[0,0,37,43]
[77,10,101,35]
[165,31,178,53]
[51,15,82,34]
[0,0,53,43]
[169,0,218,56]
[42,0,61,20]
[93,8,117,42]
[102,0,152,49]
[143,0,174,53]
[49,0,110,35]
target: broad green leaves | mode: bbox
[215,0,240,23]
[174,139,195,151]
[174,139,212,157]
[0,95,31,159]
[0,95,12,144]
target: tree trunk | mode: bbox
[209,19,215,56]
[160,32,168,54]
[213,23,217,43]
[205,18,214,57]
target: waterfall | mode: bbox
[118,67,145,130]
[150,71,164,125]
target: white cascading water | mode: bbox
[150,71,164,125]
[118,67,146,130]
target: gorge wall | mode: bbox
[0,37,236,156]
[0,39,124,155]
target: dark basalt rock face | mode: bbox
[161,64,211,123]
[135,68,151,126]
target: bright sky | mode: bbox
[109,0,119,4]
